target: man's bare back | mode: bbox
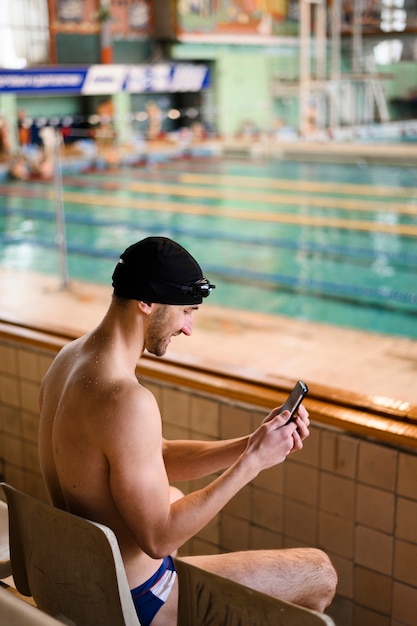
[38,238,337,626]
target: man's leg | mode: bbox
[180,548,337,613]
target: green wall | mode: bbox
[56,34,101,65]
[172,42,303,136]
[380,61,417,100]
[56,34,153,65]
[16,95,82,118]
[172,42,285,137]
[214,53,273,137]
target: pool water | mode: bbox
[0,157,416,339]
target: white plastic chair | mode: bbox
[2,482,140,626]
[0,586,65,626]
[176,558,336,626]
[2,483,335,626]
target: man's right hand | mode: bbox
[243,404,310,474]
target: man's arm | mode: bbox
[162,437,248,482]
[162,403,308,482]
[104,385,308,559]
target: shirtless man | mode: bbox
[39,236,337,626]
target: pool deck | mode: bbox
[2,266,417,409]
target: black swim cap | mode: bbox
[112,236,215,305]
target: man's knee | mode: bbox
[309,549,338,612]
[169,486,184,503]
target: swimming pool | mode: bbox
[1,156,416,339]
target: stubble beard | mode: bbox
[146,305,172,357]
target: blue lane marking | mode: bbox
[1,205,417,268]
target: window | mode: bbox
[381,0,407,32]
[0,0,49,68]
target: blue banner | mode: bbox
[0,65,210,95]
[0,68,87,93]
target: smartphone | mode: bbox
[281,380,309,424]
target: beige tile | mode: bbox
[17,348,42,382]
[4,464,25,491]
[396,497,417,544]
[21,410,39,443]
[253,463,284,495]
[178,538,193,556]
[162,423,188,440]
[284,500,317,544]
[392,581,417,626]
[190,475,215,492]
[398,452,417,500]
[221,514,250,551]
[250,524,282,550]
[356,484,395,533]
[284,460,319,507]
[251,409,265,425]
[3,433,24,466]
[394,539,417,587]
[196,517,220,546]
[190,395,219,437]
[354,566,392,614]
[330,554,353,599]
[223,485,251,520]
[0,344,18,375]
[19,379,40,413]
[319,511,354,558]
[251,410,271,439]
[252,487,283,532]
[355,526,393,575]
[2,405,22,437]
[291,424,320,467]
[220,404,251,439]
[0,374,20,407]
[189,430,216,444]
[358,441,397,491]
[162,387,190,428]
[24,472,49,502]
[352,605,390,626]
[187,537,219,556]
[39,353,54,378]
[285,536,318,550]
[320,472,355,518]
[23,440,41,474]
[321,431,358,478]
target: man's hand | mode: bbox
[242,403,310,474]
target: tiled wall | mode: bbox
[1,336,417,626]
[0,339,52,501]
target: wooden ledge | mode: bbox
[1,319,417,450]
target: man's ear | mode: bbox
[137,300,154,314]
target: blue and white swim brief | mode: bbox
[131,556,177,626]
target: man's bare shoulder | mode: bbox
[99,374,158,414]
[93,374,162,442]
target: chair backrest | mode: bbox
[1,483,140,626]
[175,558,336,626]
[0,586,65,626]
